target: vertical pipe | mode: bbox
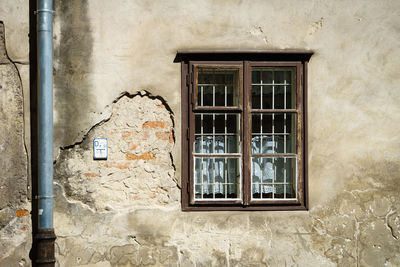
[35,0,56,265]
[38,0,53,232]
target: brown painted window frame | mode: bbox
[176,51,313,211]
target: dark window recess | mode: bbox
[176,51,313,211]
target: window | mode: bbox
[176,51,313,210]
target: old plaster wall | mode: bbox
[50,0,400,266]
[0,0,399,266]
[0,1,31,265]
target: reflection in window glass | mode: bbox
[251,113,296,154]
[194,157,241,199]
[251,157,296,199]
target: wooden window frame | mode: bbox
[176,51,313,211]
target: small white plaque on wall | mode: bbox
[93,138,108,160]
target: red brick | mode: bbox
[126,152,156,160]
[142,121,169,129]
[16,210,29,217]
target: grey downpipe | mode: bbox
[35,0,56,265]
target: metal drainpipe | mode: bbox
[35,0,56,266]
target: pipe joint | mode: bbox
[34,9,55,15]
[35,195,55,199]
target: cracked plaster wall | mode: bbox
[0,0,400,266]
[0,17,31,267]
[50,1,400,266]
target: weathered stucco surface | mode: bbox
[50,0,400,266]
[0,0,399,266]
[0,20,31,266]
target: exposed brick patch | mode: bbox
[84,173,98,178]
[155,131,170,141]
[16,210,29,217]
[157,104,165,108]
[121,132,132,139]
[126,152,156,160]
[104,162,130,169]
[142,121,169,129]
[116,163,130,169]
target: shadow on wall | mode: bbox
[53,0,94,146]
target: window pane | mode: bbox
[194,113,240,154]
[252,85,261,109]
[215,115,225,133]
[203,115,213,134]
[274,85,285,109]
[226,114,239,134]
[263,85,273,109]
[197,69,239,107]
[251,67,296,110]
[214,135,225,153]
[251,113,296,154]
[202,86,213,106]
[251,156,297,200]
[215,85,225,106]
[194,157,241,200]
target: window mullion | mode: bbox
[243,61,251,205]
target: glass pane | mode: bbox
[194,113,240,154]
[252,115,261,134]
[214,135,225,153]
[194,158,202,184]
[252,70,261,84]
[227,184,238,198]
[251,156,297,200]
[275,184,284,199]
[285,158,296,198]
[251,135,261,153]
[195,115,201,133]
[263,85,273,109]
[227,114,238,133]
[274,85,285,109]
[275,71,285,84]
[261,136,274,154]
[195,185,202,199]
[194,157,241,200]
[286,84,294,109]
[202,135,213,153]
[251,67,296,110]
[215,115,225,133]
[252,85,261,109]
[262,71,273,84]
[226,85,234,106]
[251,113,296,154]
[227,158,240,184]
[227,136,239,153]
[261,158,273,183]
[197,69,239,107]
[215,85,225,106]
[202,86,213,106]
[194,136,202,153]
